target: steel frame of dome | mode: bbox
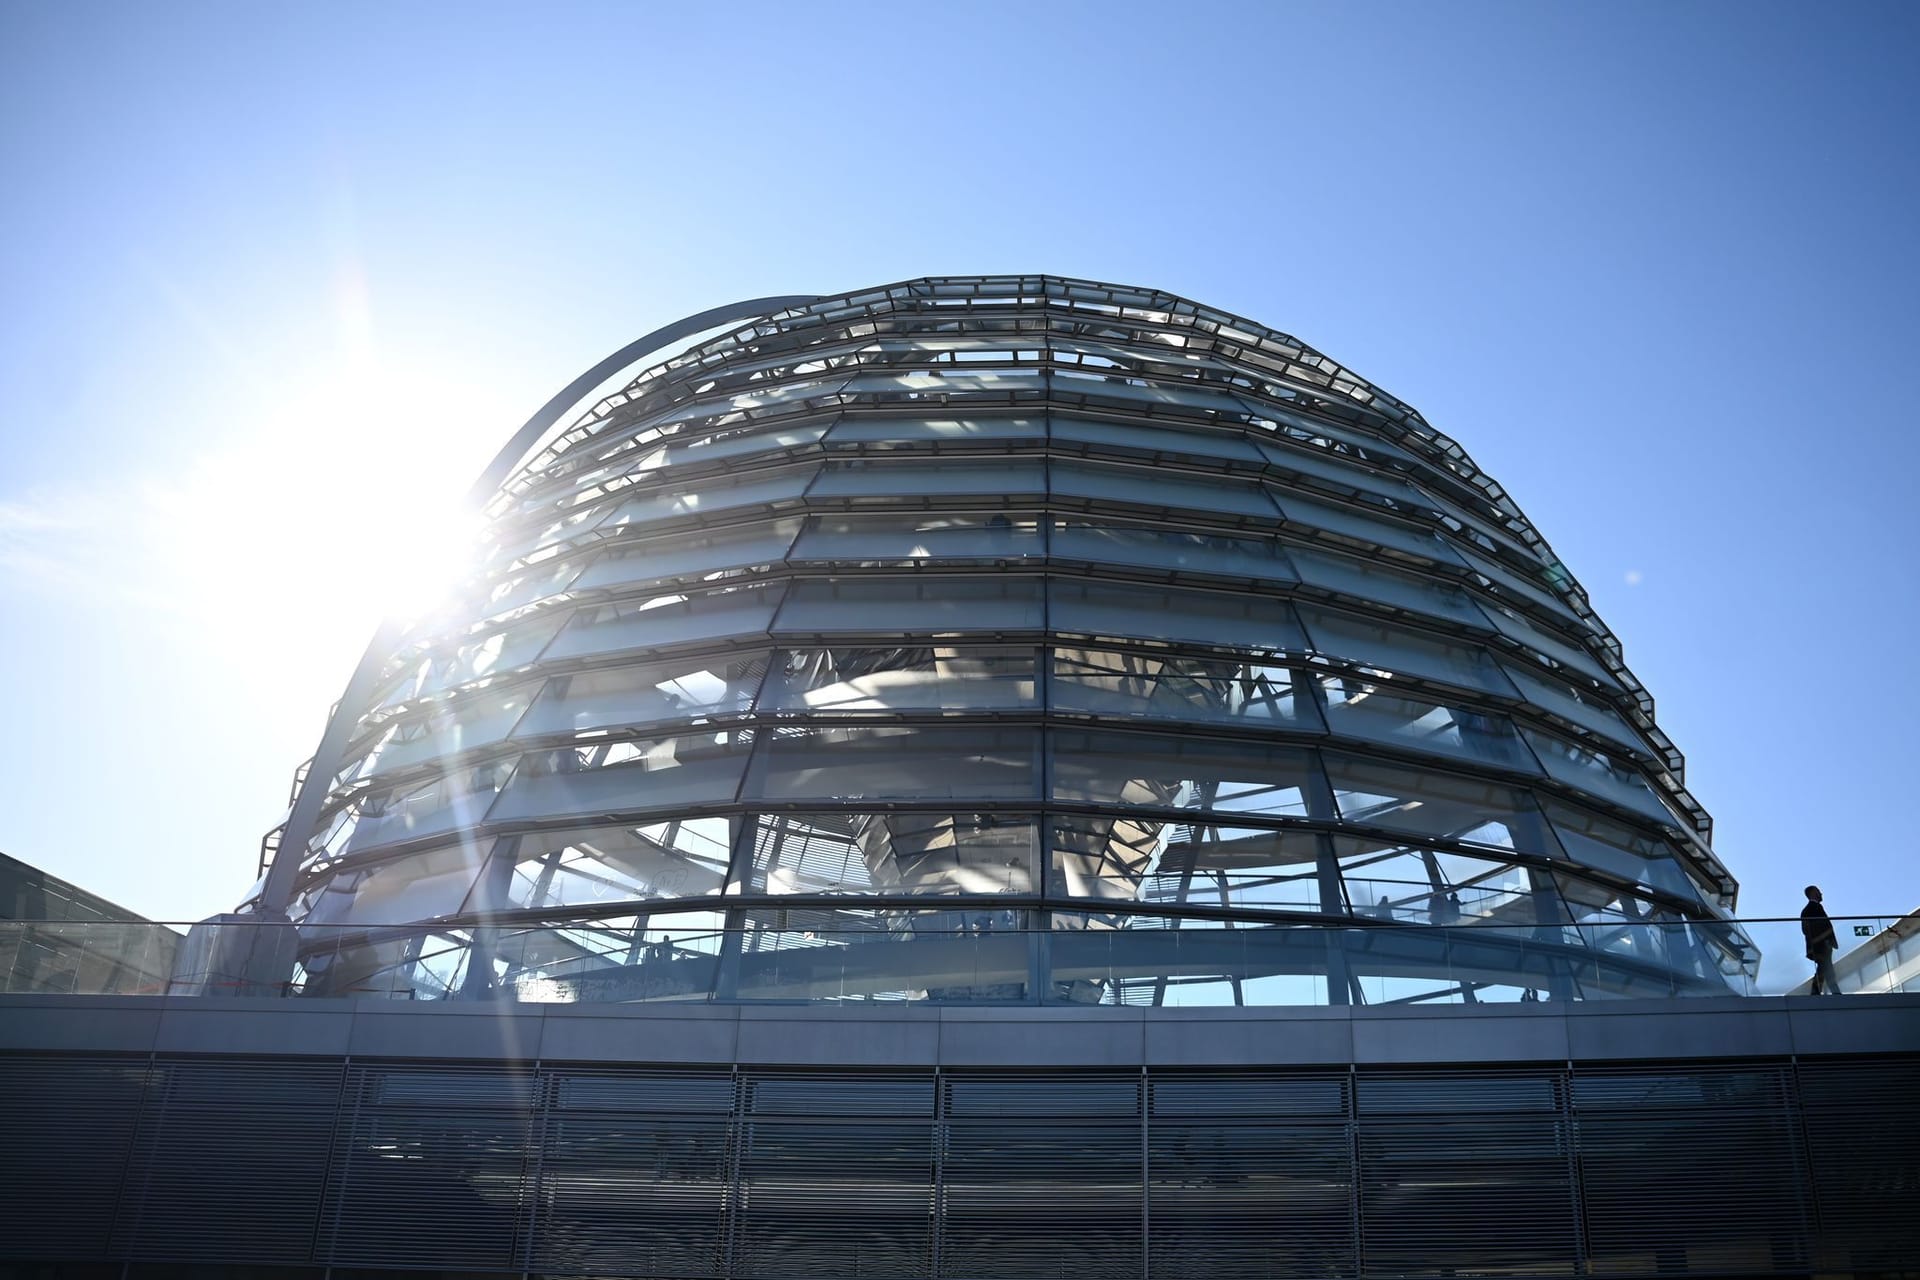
[259,274,1756,1006]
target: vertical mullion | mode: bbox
[931,1067,946,1279]
[1348,1063,1364,1280]
[1139,1067,1151,1280]
[319,1058,365,1271]
[720,1065,745,1278]
[513,1063,551,1277]
[1561,1064,1590,1276]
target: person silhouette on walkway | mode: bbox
[1801,884,1840,995]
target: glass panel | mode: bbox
[631,375,847,430]
[1046,913,1328,1009]
[1050,519,1296,581]
[1049,580,1307,653]
[489,501,605,564]
[824,415,1048,446]
[1050,811,1179,907]
[1249,406,1423,467]
[686,337,869,381]
[1331,837,1533,925]
[1416,485,1540,561]
[378,614,569,710]
[655,421,830,471]
[866,334,1040,358]
[1322,753,1561,854]
[503,912,732,1003]
[1051,647,1322,733]
[0,919,175,995]
[731,910,1032,1003]
[352,684,539,780]
[1315,673,1539,773]
[504,819,737,909]
[335,761,518,858]
[1051,815,1325,914]
[791,512,1044,562]
[573,520,801,591]
[1538,798,1708,901]
[1255,438,1426,506]
[544,582,785,662]
[1051,729,1319,820]
[1552,873,1718,990]
[1051,337,1236,377]
[1455,546,1586,629]
[510,450,639,513]
[1338,872,1582,1004]
[744,812,1038,896]
[1522,729,1678,825]
[1295,604,1519,697]
[478,557,587,620]
[1272,490,1461,564]
[1480,603,1618,688]
[808,458,1046,499]
[1287,544,1490,629]
[745,726,1040,803]
[1498,662,1646,755]
[513,653,769,738]
[842,368,1049,397]
[773,576,1045,635]
[300,842,491,927]
[1049,415,1266,465]
[1051,369,1256,415]
[598,468,815,530]
[762,646,1037,714]
[486,730,754,824]
[1050,459,1281,519]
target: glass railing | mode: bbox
[3,913,1912,1004]
[0,919,183,996]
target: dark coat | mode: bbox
[1801,900,1837,959]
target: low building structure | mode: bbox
[0,850,179,996]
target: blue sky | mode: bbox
[2,2,1915,985]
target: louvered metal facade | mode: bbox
[3,1037,1916,1277]
[246,276,1756,1009]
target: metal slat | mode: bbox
[2,1048,1917,1277]
[317,1063,538,1270]
[1356,1069,1561,1116]
[531,1112,734,1276]
[1149,1072,1349,1119]
[734,1117,935,1277]
[939,1072,1143,1278]
[553,1067,737,1115]
[1357,1116,1579,1276]
[747,1072,935,1118]
[115,1058,344,1263]
[0,1054,150,1261]
[1573,1064,1811,1275]
[534,1066,740,1276]
[942,1121,1143,1280]
[1797,1057,1920,1275]
[946,1073,1142,1119]
[1149,1121,1354,1279]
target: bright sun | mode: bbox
[149,357,506,716]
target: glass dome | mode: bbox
[262,275,1754,1004]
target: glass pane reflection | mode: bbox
[1052,648,1320,733]
[1052,729,1319,820]
[762,646,1037,715]
[745,812,1038,897]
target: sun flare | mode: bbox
[149,358,504,709]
